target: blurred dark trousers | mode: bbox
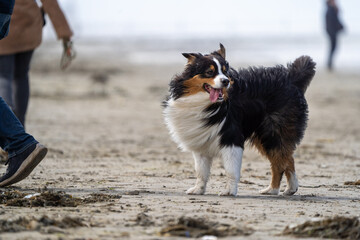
[0,50,34,127]
[327,33,337,70]
[0,96,37,158]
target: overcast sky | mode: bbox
[43,0,360,40]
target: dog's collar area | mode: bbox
[203,83,224,103]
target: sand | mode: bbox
[0,41,359,239]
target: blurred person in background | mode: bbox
[0,0,47,187]
[0,0,73,128]
[325,0,344,71]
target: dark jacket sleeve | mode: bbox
[0,0,15,14]
[326,6,343,35]
[0,0,14,39]
[41,0,73,39]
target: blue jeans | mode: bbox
[0,50,34,127]
[0,97,37,158]
[0,13,11,38]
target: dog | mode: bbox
[163,44,315,196]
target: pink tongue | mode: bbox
[209,88,220,103]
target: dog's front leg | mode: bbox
[219,146,243,196]
[186,152,212,195]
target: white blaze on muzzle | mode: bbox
[213,57,229,88]
[202,57,229,103]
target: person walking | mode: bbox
[0,0,73,127]
[0,0,47,187]
[0,97,47,187]
[325,0,344,71]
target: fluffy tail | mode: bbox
[288,56,316,93]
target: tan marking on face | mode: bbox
[222,65,226,73]
[229,77,234,85]
[221,77,233,101]
[206,65,216,75]
[183,75,215,96]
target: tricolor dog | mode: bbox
[163,44,315,196]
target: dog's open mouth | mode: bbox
[203,83,224,103]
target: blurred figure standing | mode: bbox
[0,0,73,127]
[325,0,344,71]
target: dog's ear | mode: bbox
[182,53,199,64]
[216,43,226,59]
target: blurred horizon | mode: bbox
[39,0,360,73]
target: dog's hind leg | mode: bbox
[219,146,243,196]
[252,138,282,195]
[283,156,298,196]
[259,150,298,196]
[259,160,283,195]
[186,152,212,195]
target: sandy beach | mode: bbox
[0,40,359,239]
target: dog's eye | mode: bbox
[205,69,214,77]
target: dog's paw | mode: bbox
[219,185,237,196]
[283,173,298,196]
[283,187,298,196]
[219,190,237,196]
[259,186,279,195]
[186,185,205,195]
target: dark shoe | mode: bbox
[0,143,47,187]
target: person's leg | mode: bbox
[0,97,47,187]
[0,54,15,108]
[327,33,337,70]
[0,97,35,156]
[13,50,34,127]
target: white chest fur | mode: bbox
[163,93,225,157]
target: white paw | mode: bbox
[219,184,237,196]
[259,186,279,195]
[284,172,298,196]
[283,187,298,196]
[186,185,205,195]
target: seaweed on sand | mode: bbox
[0,215,86,233]
[0,190,122,207]
[159,216,254,238]
[282,216,360,239]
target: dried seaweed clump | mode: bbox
[0,215,85,233]
[0,190,26,204]
[5,191,78,207]
[344,180,360,186]
[159,216,254,238]
[1,190,122,207]
[282,216,360,239]
[81,193,122,204]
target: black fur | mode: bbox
[167,54,316,153]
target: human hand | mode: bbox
[61,38,76,70]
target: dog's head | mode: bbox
[170,44,232,103]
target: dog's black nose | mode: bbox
[221,78,230,86]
